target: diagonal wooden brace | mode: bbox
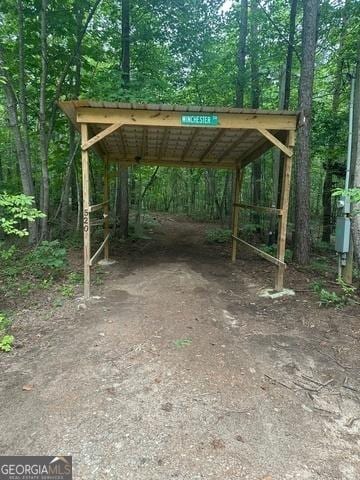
[81,122,123,150]
[257,128,293,157]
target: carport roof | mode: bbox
[58,100,298,169]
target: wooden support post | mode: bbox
[104,156,110,261]
[231,167,244,262]
[81,123,91,299]
[275,130,295,290]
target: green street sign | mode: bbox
[181,113,219,126]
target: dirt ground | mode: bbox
[1,215,360,480]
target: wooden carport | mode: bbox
[59,101,297,299]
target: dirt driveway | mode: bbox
[1,215,359,479]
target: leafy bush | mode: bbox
[311,279,355,308]
[0,313,13,353]
[261,244,292,262]
[26,240,67,275]
[0,312,11,332]
[0,335,14,352]
[0,193,44,237]
[206,228,232,243]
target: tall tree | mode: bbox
[351,42,360,265]
[321,0,349,242]
[271,0,297,242]
[294,0,319,264]
[235,0,248,108]
[116,0,130,239]
[249,0,261,231]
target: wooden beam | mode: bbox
[76,107,298,131]
[81,123,91,299]
[158,128,170,160]
[89,233,110,266]
[232,235,286,267]
[82,122,123,150]
[257,128,293,157]
[231,168,244,262]
[275,131,294,290]
[141,126,148,158]
[199,129,225,161]
[234,202,283,215]
[217,130,249,163]
[236,136,269,166]
[103,156,110,261]
[114,159,235,169]
[181,128,199,160]
[88,201,109,213]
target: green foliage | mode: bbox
[68,272,82,285]
[206,228,232,243]
[332,188,360,205]
[0,193,44,237]
[26,241,67,275]
[0,312,11,332]
[0,335,14,352]
[0,313,13,353]
[173,338,192,348]
[311,278,356,308]
[0,244,16,261]
[61,284,75,298]
[261,244,292,263]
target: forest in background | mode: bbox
[0,0,360,290]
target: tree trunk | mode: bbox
[0,55,38,243]
[39,0,50,240]
[115,0,130,237]
[293,0,319,264]
[235,0,248,108]
[61,2,84,231]
[250,0,261,232]
[121,0,130,89]
[351,44,360,265]
[321,0,348,242]
[272,0,297,244]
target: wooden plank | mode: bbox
[81,123,91,299]
[141,127,148,158]
[257,128,293,157]
[231,168,244,262]
[158,128,170,160]
[90,219,105,227]
[114,159,235,169]
[82,122,123,150]
[61,100,298,116]
[237,136,269,166]
[217,130,249,162]
[76,107,298,131]
[88,201,109,213]
[104,156,110,261]
[275,131,294,290]
[234,202,283,215]
[89,233,110,266]
[232,235,286,268]
[199,129,225,161]
[181,128,199,160]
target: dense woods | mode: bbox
[0,0,360,271]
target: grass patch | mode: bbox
[206,228,232,244]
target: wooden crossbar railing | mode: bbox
[233,202,283,215]
[90,234,110,266]
[232,235,286,268]
[88,201,109,213]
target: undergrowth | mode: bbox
[311,278,356,308]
